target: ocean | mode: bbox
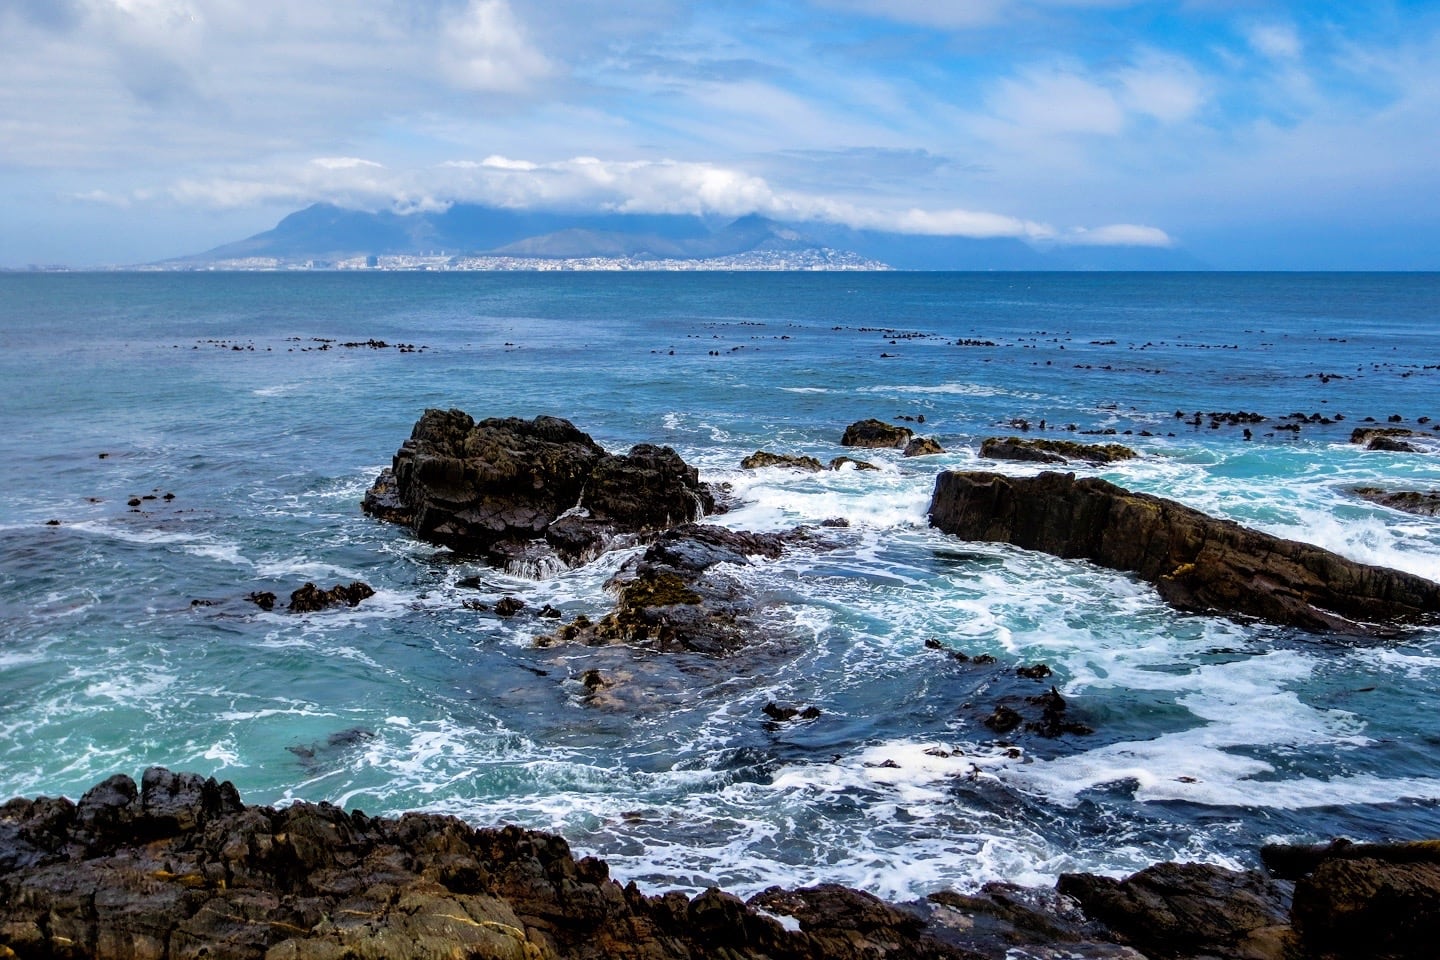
[2,270,1438,900]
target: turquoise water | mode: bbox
[2,271,1439,898]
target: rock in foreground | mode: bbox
[4,771,1439,959]
[0,768,1075,960]
[363,410,714,571]
[928,470,1440,635]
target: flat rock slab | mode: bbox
[928,470,1440,635]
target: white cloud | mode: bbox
[1058,223,1173,247]
[1246,22,1303,61]
[148,152,1168,246]
[443,0,553,92]
[987,66,1126,135]
[1116,53,1206,123]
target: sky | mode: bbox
[1,0,1438,269]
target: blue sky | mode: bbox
[1,0,1437,267]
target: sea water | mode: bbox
[2,270,1438,900]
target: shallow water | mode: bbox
[2,271,1439,898]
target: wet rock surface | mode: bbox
[1349,486,1440,516]
[928,470,1440,635]
[538,524,804,655]
[903,437,945,457]
[741,450,825,471]
[286,581,375,613]
[5,772,1438,959]
[980,437,1138,464]
[362,410,714,570]
[841,418,914,448]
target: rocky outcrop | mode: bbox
[741,451,824,471]
[903,437,945,457]
[6,772,1439,959]
[0,769,1032,960]
[1058,862,1292,959]
[980,437,1137,464]
[841,419,913,449]
[538,524,801,655]
[362,410,714,570]
[828,456,879,471]
[1350,427,1414,446]
[928,471,1440,635]
[1350,487,1440,517]
[286,581,375,613]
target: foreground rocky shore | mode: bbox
[2,769,1437,959]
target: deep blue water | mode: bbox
[2,271,1439,898]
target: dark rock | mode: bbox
[742,451,824,471]
[980,437,1137,464]
[820,517,851,527]
[903,437,945,457]
[0,770,1001,960]
[1350,427,1414,445]
[1368,435,1421,453]
[1026,686,1093,737]
[43,519,60,526]
[1350,487,1440,517]
[841,418,913,448]
[984,705,1023,733]
[494,596,525,617]
[1016,663,1053,680]
[245,591,276,612]
[127,497,142,507]
[1291,855,1440,959]
[362,410,713,570]
[538,603,563,618]
[287,581,375,613]
[1058,862,1292,960]
[828,456,878,471]
[538,525,802,655]
[928,470,1440,635]
[763,702,822,722]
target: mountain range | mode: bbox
[171,203,1205,270]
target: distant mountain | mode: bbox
[169,202,1206,270]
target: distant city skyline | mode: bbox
[2,0,1437,269]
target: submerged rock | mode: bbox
[979,436,1138,464]
[741,450,825,471]
[928,470,1440,635]
[1350,486,1440,517]
[538,524,801,655]
[828,455,879,471]
[362,410,713,571]
[840,418,913,449]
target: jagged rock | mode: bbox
[742,451,824,471]
[1350,487,1440,517]
[287,581,375,613]
[494,596,525,617]
[980,437,1137,464]
[902,437,945,457]
[245,591,276,611]
[0,770,989,960]
[1058,862,1293,960]
[1350,427,1414,445]
[828,456,879,471]
[928,471,1440,635]
[1368,435,1421,452]
[840,419,913,449]
[362,410,713,570]
[1260,839,1440,959]
[538,525,801,655]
